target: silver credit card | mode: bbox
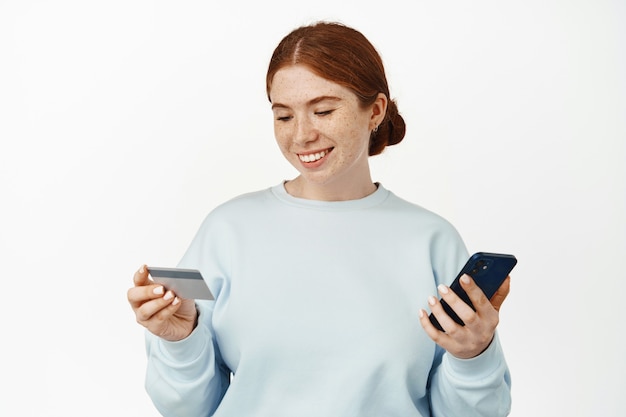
[147,267,214,300]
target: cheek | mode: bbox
[342,112,369,135]
[344,121,371,151]
[273,125,291,152]
[273,122,285,141]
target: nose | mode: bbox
[293,115,317,146]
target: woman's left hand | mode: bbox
[419,274,511,359]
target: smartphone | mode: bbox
[429,252,517,332]
[147,267,214,300]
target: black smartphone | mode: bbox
[429,252,517,332]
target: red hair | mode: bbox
[266,22,406,156]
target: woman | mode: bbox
[128,21,512,417]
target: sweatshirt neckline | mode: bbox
[270,181,390,210]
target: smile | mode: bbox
[298,148,332,163]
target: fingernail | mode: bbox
[418,309,424,319]
[172,297,180,306]
[428,296,437,306]
[139,265,145,274]
[163,291,174,300]
[153,286,164,295]
[438,284,449,294]
[461,274,471,284]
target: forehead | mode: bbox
[269,65,355,106]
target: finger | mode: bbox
[436,282,476,326]
[489,275,511,312]
[458,274,491,313]
[426,294,466,334]
[127,282,167,309]
[419,308,449,341]
[419,308,467,355]
[133,264,152,287]
[135,290,180,323]
[127,281,160,301]
[458,275,502,333]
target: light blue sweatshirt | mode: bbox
[145,183,512,417]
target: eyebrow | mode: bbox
[271,95,342,110]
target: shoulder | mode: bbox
[212,188,273,214]
[378,188,468,266]
[180,187,276,260]
[186,187,272,236]
[380,188,460,235]
[366,186,470,285]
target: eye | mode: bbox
[314,109,334,117]
[276,115,293,122]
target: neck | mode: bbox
[284,176,377,201]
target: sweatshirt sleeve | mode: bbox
[428,333,512,417]
[144,301,229,417]
[144,210,233,417]
[427,218,512,416]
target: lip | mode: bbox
[297,147,333,168]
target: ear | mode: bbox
[369,93,388,130]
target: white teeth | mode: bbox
[299,150,328,163]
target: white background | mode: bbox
[1,1,624,416]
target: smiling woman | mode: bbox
[127,21,513,417]
[269,65,386,200]
[266,22,406,158]
[264,23,407,201]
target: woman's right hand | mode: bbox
[127,265,198,341]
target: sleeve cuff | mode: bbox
[443,333,506,381]
[149,306,213,364]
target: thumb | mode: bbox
[490,276,511,312]
[133,264,152,287]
